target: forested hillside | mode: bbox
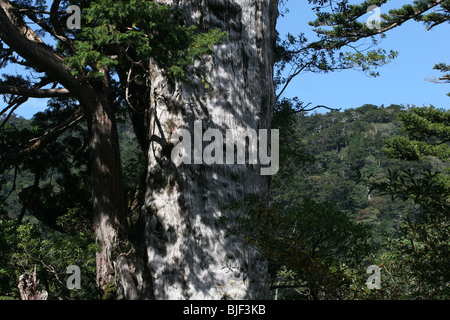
[273,104,434,244]
[238,103,449,300]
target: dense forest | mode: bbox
[0,111,144,299]
[269,103,449,299]
[1,103,449,299]
[274,103,421,241]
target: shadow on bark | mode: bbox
[115,0,278,300]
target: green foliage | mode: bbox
[268,102,450,299]
[433,62,450,78]
[383,107,450,160]
[276,0,449,95]
[272,103,413,242]
[223,195,373,300]
[433,62,450,96]
[101,280,116,300]
[343,49,398,77]
[0,219,98,299]
[271,98,315,185]
[64,0,227,80]
[364,106,450,299]
[0,113,145,299]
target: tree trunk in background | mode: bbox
[0,1,128,291]
[87,87,127,290]
[117,0,278,300]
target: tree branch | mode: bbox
[0,107,84,173]
[288,103,341,115]
[50,0,76,52]
[0,0,81,97]
[301,0,448,54]
[0,85,72,98]
[0,96,27,130]
[276,63,310,100]
[0,164,18,209]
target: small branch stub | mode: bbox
[17,271,48,300]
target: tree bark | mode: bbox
[86,84,127,289]
[118,0,279,300]
[18,269,48,300]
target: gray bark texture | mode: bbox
[117,0,278,300]
[17,271,48,300]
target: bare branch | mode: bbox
[50,0,76,52]
[0,96,27,130]
[0,107,84,173]
[28,108,84,143]
[292,0,447,55]
[288,104,341,115]
[0,85,71,98]
[425,18,449,31]
[276,63,310,100]
[0,164,18,208]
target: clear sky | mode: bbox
[1,1,449,119]
[276,1,450,112]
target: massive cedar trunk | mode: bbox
[117,0,279,300]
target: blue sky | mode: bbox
[276,1,450,112]
[1,1,449,119]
